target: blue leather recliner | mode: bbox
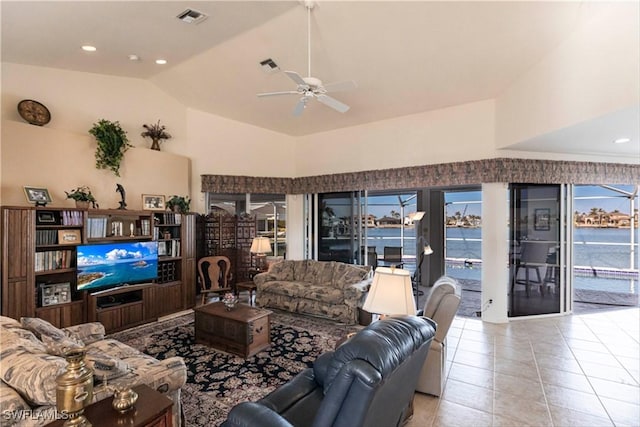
[221,315,437,427]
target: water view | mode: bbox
[362,227,638,295]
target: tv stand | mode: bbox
[88,284,148,332]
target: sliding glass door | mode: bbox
[509,184,565,317]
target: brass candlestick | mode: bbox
[56,348,93,427]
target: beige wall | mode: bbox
[294,100,496,176]
[185,108,297,212]
[495,2,640,149]
[1,120,190,209]
[1,63,297,212]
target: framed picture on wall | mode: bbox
[142,194,165,211]
[534,208,550,231]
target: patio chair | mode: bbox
[382,246,403,268]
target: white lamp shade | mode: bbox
[423,244,434,255]
[250,236,272,254]
[362,267,416,315]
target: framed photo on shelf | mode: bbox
[40,282,71,307]
[142,194,165,211]
[58,229,81,244]
[24,186,52,205]
[36,211,58,224]
[534,208,551,231]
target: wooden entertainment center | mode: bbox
[1,206,196,333]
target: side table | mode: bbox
[235,281,257,306]
[46,384,173,427]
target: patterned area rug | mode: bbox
[110,310,361,427]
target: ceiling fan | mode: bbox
[257,1,356,116]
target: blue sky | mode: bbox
[77,242,158,266]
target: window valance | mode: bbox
[201,158,640,194]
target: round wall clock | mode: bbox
[17,99,51,126]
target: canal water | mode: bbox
[364,227,638,294]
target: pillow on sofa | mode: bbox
[0,318,47,353]
[40,334,84,356]
[21,317,68,340]
[63,322,106,345]
[332,263,370,289]
[0,348,66,406]
[302,261,336,285]
[22,317,84,356]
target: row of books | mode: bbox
[35,250,73,272]
[36,230,58,245]
[155,213,182,225]
[140,219,152,236]
[61,210,83,226]
[159,239,180,258]
[87,217,108,238]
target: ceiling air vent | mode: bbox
[260,58,280,73]
[177,9,208,24]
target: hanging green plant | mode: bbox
[88,119,132,177]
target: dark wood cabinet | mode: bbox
[2,206,83,326]
[1,207,196,331]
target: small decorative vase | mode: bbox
[150,138,160,151]
[56,348,93,427]
[75,201,89,209]
[223,295,238,311]
[112,387,138,413]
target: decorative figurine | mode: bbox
[116,184,127,210]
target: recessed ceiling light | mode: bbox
[128,54,140,61]
[155,59,167,65]
[613,137,631,144]
[81,45,97,52]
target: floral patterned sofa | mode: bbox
[254,260,373,324]
[0,316,186,427]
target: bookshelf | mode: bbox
[1,206,196,331]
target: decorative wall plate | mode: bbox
[17,99,51,126]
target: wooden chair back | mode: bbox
[197,256,232,293]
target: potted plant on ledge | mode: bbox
[166,195,190,214]
[65,186,97,209]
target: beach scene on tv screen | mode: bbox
[77,242,158,290]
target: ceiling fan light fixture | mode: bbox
[256,2,355,117]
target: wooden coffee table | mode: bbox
[194,302,272,358]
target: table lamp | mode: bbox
[250,236,272,271]
[362,267,416,318]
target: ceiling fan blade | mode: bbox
[257,91,299,97]
[316,94,350,113]
[284,71,308,87]
[293,98,307,116]
[322,80,357,93]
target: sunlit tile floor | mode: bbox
[407,308,640,427]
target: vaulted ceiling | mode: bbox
[2,1,638,157]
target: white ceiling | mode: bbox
[2,1,638,157]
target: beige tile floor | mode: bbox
[407,308,640,427]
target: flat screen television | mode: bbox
[76,241,158,292]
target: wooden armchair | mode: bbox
[197,256,233,305]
